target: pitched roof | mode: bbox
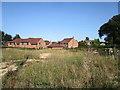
[8,38,42,45]
[60,38,73,44]
[28,38,42,45]
[48,43,63,48]
[45,41,51,45]
[8,39,21,44]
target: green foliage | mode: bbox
[97,47,107,55]
[93,39,100,47]
[98,14,120,47]
[13,34,21,40]
[15,61,24,67]
[0,31,22,44]
[4,34,12,42]
[44,40,49,42]
[0,31,12,44]
[85,37,89,40]
[2,48,119,88]
[2,48,40,62]
[78,41,86,47]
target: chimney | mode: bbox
[72,36,74,39]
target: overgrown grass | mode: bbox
[2,48,119,88]
[2,48,42,62]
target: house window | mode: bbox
[22,43,24,45]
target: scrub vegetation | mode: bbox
[2,48,119,88]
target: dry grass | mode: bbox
[2,48,41,62]
[2,48,119,88]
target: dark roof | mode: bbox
[48,43,63,48]
[8,38,42,45]
[60,38,72,44]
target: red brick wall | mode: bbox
[7,38,47,49]
[60,38,78,48]
[68,38,78,48]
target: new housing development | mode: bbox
[6,37,78,49]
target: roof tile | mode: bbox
[8,38,42,45]
[60,38,72,43]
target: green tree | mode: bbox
[4,34,12,43]
[0,31,13,44]
[93,39,100,47]
[98,14,120,47]
[85,37,89,40]
[13,34,21,40]
[78,41,86,47]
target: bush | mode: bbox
[2,48,118,88]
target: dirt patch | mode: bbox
[0,53,51,79]
[0,62,18,79]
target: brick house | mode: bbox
[7,38,46,49]
[45,41,52,48]
[60,37,78,48]
[48,43,64,49]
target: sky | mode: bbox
[2,2,118,42]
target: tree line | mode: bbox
[0,31,21,44]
